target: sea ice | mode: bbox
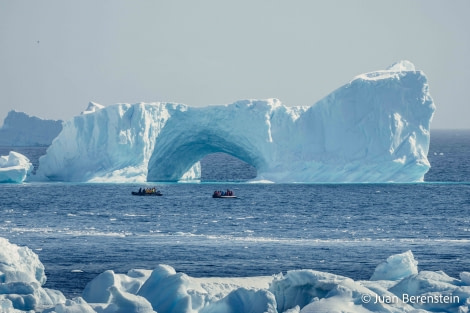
[0,237,66,311]
[370,250,418,281]
[0,151,33,183]
[1,237,469,313]
[36,61,435,183]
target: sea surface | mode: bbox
[0,129,469,298]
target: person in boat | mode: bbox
[138,187,142,194]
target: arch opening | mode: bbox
[200,152,257,182]
[147,132,265,182]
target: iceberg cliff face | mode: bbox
[37,61,435,183]
[37,102,200,182]
[273,61,434,182]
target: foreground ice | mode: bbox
[36,60,435,183]
[1,237,468,313]
[0,151,33,183]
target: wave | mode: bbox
[3,226,469,245]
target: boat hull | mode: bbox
[132,191,162,196]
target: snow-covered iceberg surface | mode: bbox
[1,238,469,313]
[0,110,62,146]
[0,151,33,183]
[37,61,435,183]
[81,101,105,115]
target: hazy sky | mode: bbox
[1,0,469,129]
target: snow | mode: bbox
[1,237,469,313]
[0,111,62,146]
[388,60,416,72]
[81,102,105,115]
[0,151,33,183]
[35,61,435,183]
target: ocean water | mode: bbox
[0,129,469,298]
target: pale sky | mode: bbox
[1,0,469,129]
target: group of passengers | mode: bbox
[138,187,159,194]
[213,189,234,197]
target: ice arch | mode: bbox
[147,101,275,181]
[147,132,263,181]
[36,61,436,183]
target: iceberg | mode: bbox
[1,237,469,313]
[0,151,33,183]
[0,111,62,147]
[36,61,435,183]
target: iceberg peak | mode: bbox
[81,101,105,115]
[354,60,419,82]
[387,60,416,72]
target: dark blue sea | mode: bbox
[0,129,469,298]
